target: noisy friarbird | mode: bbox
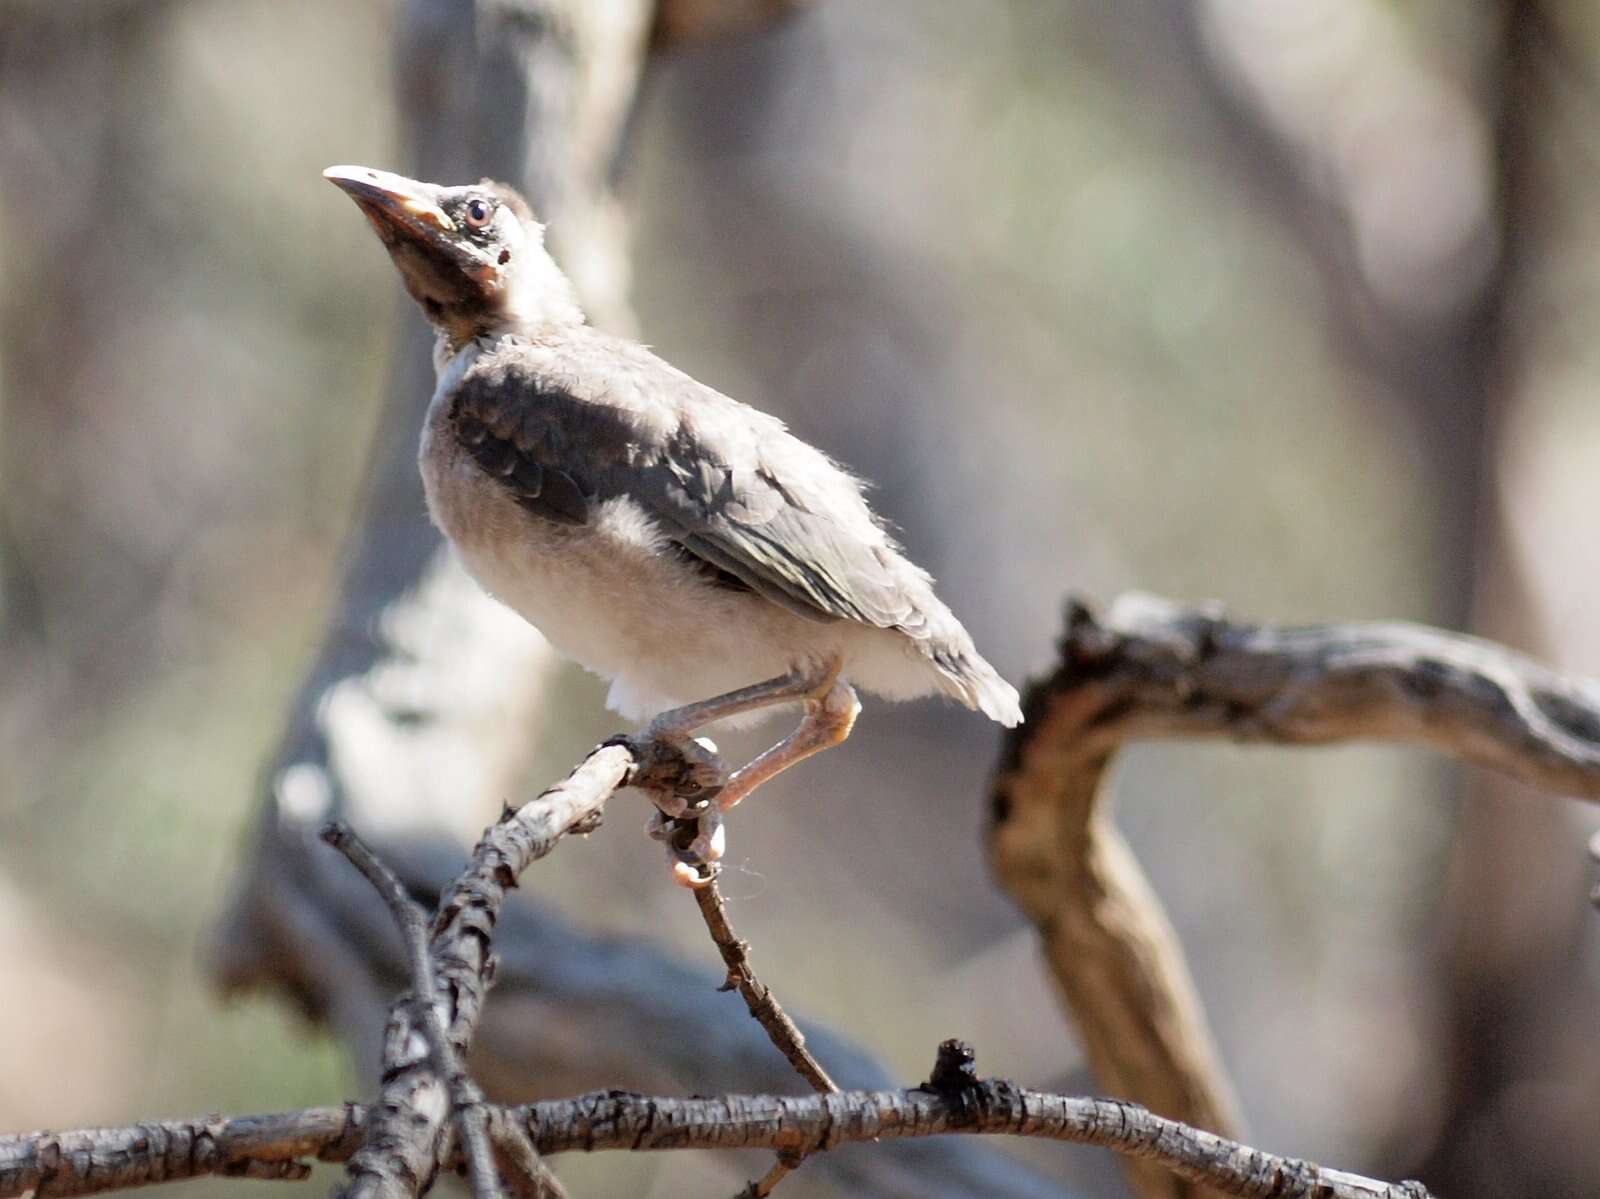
[323,165,1021,883]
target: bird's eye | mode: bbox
[464,198,494,230]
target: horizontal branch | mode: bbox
[0,1107,364,1197]
[1029,593,1600,794]
[0,1060,1432,1199]
[517,1084,1429,1199]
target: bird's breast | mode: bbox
[419,390,774,713]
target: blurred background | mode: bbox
[2,1,1599,1197]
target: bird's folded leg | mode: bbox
[716,678,860,813]
[636,660,854,887]
[643,659,841,742]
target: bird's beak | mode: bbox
[325,164,495,317]
[324,164,457,246]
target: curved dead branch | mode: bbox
[989,591,1600,1199]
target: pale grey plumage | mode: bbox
[444,331,1020,725]
[322,164,1021,730]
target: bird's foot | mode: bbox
[647,805,724,888]
[621,731,726,816]
[617,731,727,887]
[628,663,853,887]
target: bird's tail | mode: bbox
[932,644,1023,727]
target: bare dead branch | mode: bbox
[989,591,1600,1199]
[0,1107,365,1197]
[485,1112,567,1199]
[686,875,836,1196]
[320,823,502,1199]
[0,1042,1434,1199]
[1020,594,1600,788]
[691,880,838,1094]
[335,743,639,1199]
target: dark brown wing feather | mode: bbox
[446,342,924,628]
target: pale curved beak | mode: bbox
[324,165,456,236]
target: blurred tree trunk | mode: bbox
[0,1,182,798]
[1404,5,1600,1196]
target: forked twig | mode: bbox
[320,823,502,1199]
[329,741,640,1199]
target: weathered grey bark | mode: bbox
[332,741,639,1199]
[209,4,1061,1196]
[0,1049,1434,1199]
[989,592,1600,1199]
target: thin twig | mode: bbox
[740,1153,802,1198]
[486,1111,568,1199]
[689,877,836,1197]
[319,823,502,1199]
[692,880,838,1093]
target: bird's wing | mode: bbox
[448,342,927,629]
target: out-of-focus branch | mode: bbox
[989,592,1600,1199]
[0,1042,1434,1199]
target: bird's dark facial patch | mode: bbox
[328,167,555,348]
[379,193,520,346]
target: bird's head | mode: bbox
[324,165,583,354]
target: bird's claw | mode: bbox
[647,806,725,888]
[628,733,726,814]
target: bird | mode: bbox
[324,165,1021,883]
